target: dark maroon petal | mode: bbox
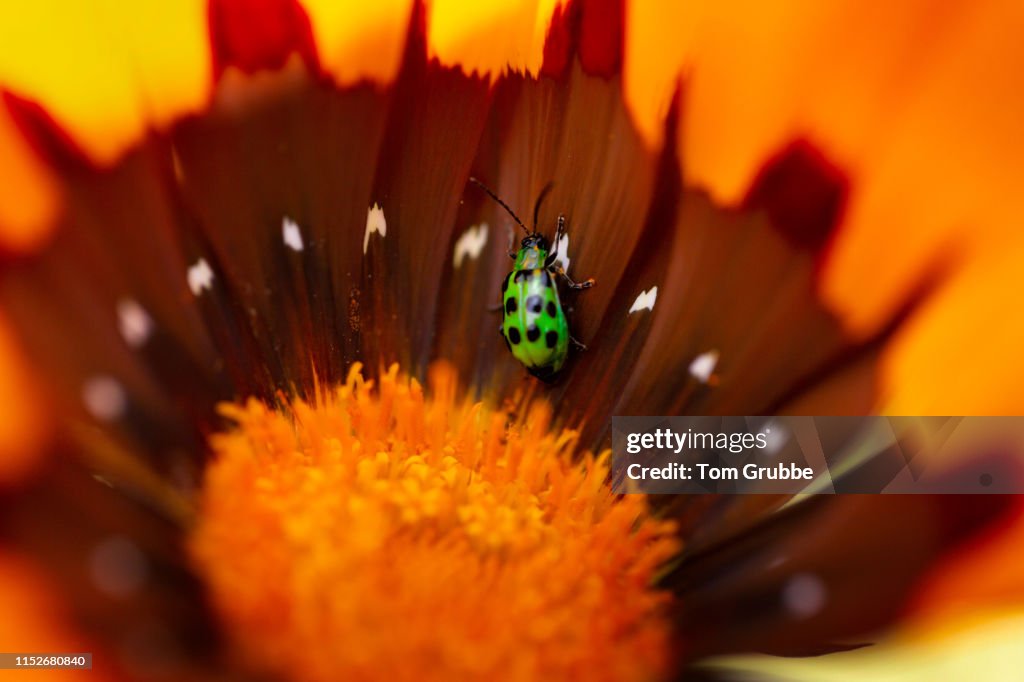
[361,5,492,375]
[209,0,320,77]
[578,0,625,76]
[666,495,1014,660]
[433,63,657,398]
[543,88,683,443]
[0,456,236,680]
[0,141,227,477]
[542,0,625,78]
[743,139,848,252]
[1,91,94,177]
[169,77,392,393]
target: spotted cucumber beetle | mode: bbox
[469,177,594,381]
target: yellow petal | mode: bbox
[0,0,210,164]
[823,0,1024,332]
[428,0,562,76]
[300,0,414,85]
[701,610,1024,681]
[881,240,1024,414]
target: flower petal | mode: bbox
[429,0,560,76]
[701,610,1024,681]
[664,494,1014,659]
[908,496,1024,624]
[2,460,227,679]
[0,549,118,680]
[0,0,211,164]
[0,105,60,253]
[0,312,49,486]
[300,0,413,85]
[210,0,319,77]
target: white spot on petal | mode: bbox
[783,573,827,619]
[453,223,489,268]
[628,286,658,314]
[364,203,387,254]
[552,233,571,272]
[187,258,214,296]
[82,376,127,421]
[89,536,147,598]
[117,298,153,349]
[282,217,304,252]
[688,349,719,384]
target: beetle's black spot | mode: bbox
[545,330,558,349]
[505,297,517,315]
[526,295,543,314]
[514,270,529,284]
[526,325,540,342]
[533,269,550,286]
[502,273,511,292]
[508,326,521,344]
[546,301,557,318]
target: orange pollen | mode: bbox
[189,362,680,682]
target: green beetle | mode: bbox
[470,178,594,381]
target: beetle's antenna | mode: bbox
[532,182,554,231]
[469,177,530,235]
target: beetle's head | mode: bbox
[520,233,550,252]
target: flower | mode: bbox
[1,1,1024,680]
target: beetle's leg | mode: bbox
[569,333,588,350]
[488,303,504,313]
[550,264,594,290]
[544,214,567,268]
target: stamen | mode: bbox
[190,363,679,682]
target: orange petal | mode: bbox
[301,0,414,85]
[0,0,210,164]
[0,105,59,253]
[428,0,562,76]
[881,241,1024,415]
[909,497,1024,626]
[628,1,1024,332]
[823,0,1024,332]
[0,311,49,486]
[628,0,1024,416]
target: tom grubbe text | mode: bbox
[623,427,815,482]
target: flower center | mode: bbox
[189,363,679,682]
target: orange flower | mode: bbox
[1,1,1023,680]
